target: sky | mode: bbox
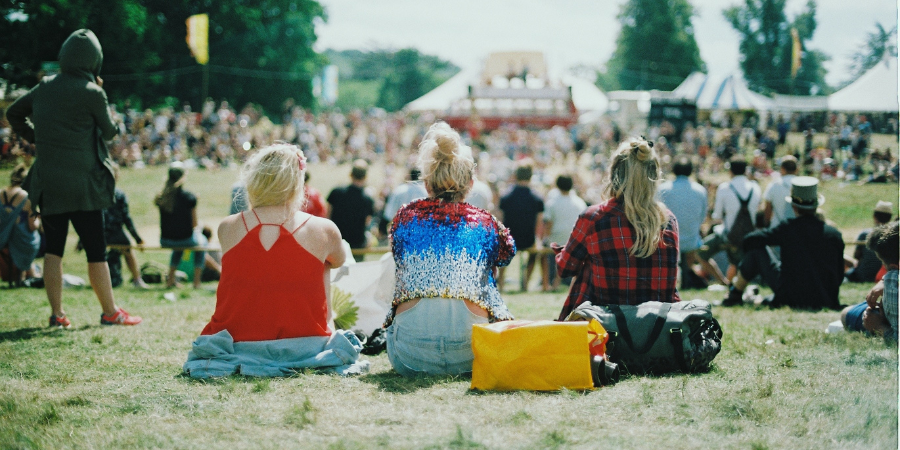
[314,0,898,88]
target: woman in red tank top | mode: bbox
[200,144,346,342]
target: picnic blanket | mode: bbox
[183,329,370,378]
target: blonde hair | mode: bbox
[241,143,305,210]
[418,122,474,202]
[605,137,668,258]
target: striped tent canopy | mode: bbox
[672,72,773,111]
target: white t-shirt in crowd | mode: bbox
[763,173,795,229]
[544,191,588,245]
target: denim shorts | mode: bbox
[160,229,207,268]
[386,297,489,377]
[844,302,868,332]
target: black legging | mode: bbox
[738,247,781,291]
[42,210,107,263]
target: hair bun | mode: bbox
[433,133,458,162]
[633,140,653,162]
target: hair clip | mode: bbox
[639,136,654,148]
[298,153,307,171]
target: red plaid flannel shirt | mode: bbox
[556,197,681,320]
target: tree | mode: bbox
[1,0,327,116]
[368,49,456,112]
[849,22,898,80]
[724,0,830,95]
[600,0,705,91]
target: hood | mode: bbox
[58,29,103,81]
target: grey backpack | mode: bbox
[565,300,723,374]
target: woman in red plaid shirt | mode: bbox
[555,137,680,320]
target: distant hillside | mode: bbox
[323,48,459,111]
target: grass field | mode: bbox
[0,145,898,449]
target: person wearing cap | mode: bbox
[723,176,844,309]
[845,201,894,283]
[5,29,141,327]
[155,163,207,289]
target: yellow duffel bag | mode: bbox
[470,319,607,391]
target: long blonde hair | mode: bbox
[241,143,306,210]
[417,122,474,202]
[605,137,668,258]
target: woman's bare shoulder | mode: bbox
[303,215,341,239]
[218,213,249,251]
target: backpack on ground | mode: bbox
[726,184,755,248]
[564,300,723,374]
[140,261,168,284]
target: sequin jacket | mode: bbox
[385,198,516,326]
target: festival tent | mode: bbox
[405,67,479,112]
[828,56,899,112]
[564,75,609,115]
[672,72,773,111]
[771,94,828,112]
[405,68,608,114]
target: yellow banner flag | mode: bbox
[186,13,209,65]
[790,28,801,78]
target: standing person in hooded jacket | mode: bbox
[5,29,142,328]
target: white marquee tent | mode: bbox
[672,72,773,111]
[828,56,899,112]
[405,68,608,115]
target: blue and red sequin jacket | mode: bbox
[385,198,516,326]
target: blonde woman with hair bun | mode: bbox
[555,137,681,320]
[385,122,516,377]
[195,143,348,344]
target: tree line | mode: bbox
[1,0,895,116]
[598,0,896,96]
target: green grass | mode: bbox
[0,283,896,449]
[0,145,897,449]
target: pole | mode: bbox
[202,64,209,107]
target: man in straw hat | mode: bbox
[722,176,844,309]
[845,200,895,283]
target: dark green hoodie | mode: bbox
[6,29,117,215]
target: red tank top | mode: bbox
[200,212,330,341]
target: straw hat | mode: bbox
[874,201,893,214]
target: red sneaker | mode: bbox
[100,308,142,326]
[49,315,71,329]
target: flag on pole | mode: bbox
[186,14,209,65]
[790,28,802,78]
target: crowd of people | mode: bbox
[0,29,897,379]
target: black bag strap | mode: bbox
[669,328,687,372]
[608,303,672,355]
[728,184,750,206]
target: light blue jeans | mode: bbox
[386,297,489,377]
[160,229,207,268]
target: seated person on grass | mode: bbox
[722,177,844,310]
[183,144,366,378]
[555,137,680,320]
[385,122,516,377]
[841,221,899,341]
